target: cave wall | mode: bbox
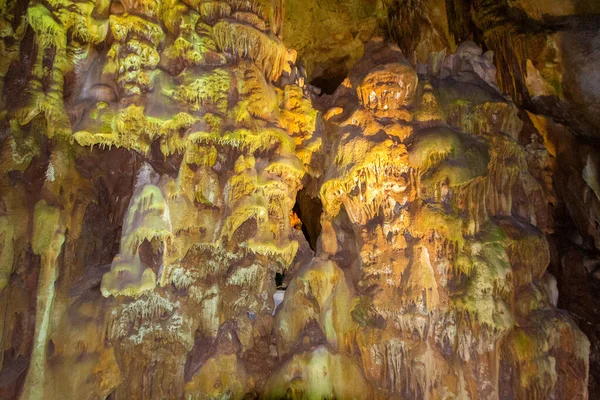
[0,0,596,399]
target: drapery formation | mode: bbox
[0,1,594,399]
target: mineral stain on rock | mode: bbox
[0,0,598,399]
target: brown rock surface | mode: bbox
[0,0,597,399]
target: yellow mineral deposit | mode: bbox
[0,216,14,291]
[0,0,596,399]
[21,201,65,400]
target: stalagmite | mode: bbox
[20,201,65,400]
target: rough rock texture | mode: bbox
[286,0,600,395]
[291,38,588,399]
[0,0,317,398]
[438,0,600,394]
[282,0,382,93]
[0,0,596,399]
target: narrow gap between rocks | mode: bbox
[293,189,323,252]
[274,190,324,291]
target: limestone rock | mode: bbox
[0,1,595,399]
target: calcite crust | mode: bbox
[0,1,594,399]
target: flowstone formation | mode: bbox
[274,39,589,399]
[0,1,594,399]
[0,0,318,398]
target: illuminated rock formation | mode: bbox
[0,0,596,399]
[0,0,316,398]
[273,39,589,399]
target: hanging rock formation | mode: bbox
[0,0,317,398]
[275,38,588,399]
[0,0,596,399]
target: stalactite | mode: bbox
[0,1,592,399]
[212,20,288,81]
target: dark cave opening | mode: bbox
[292,189,323,251]
[310,75,346,95]
[275,272,285,289]
[309,59,351,95]
[274,191,324,290]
